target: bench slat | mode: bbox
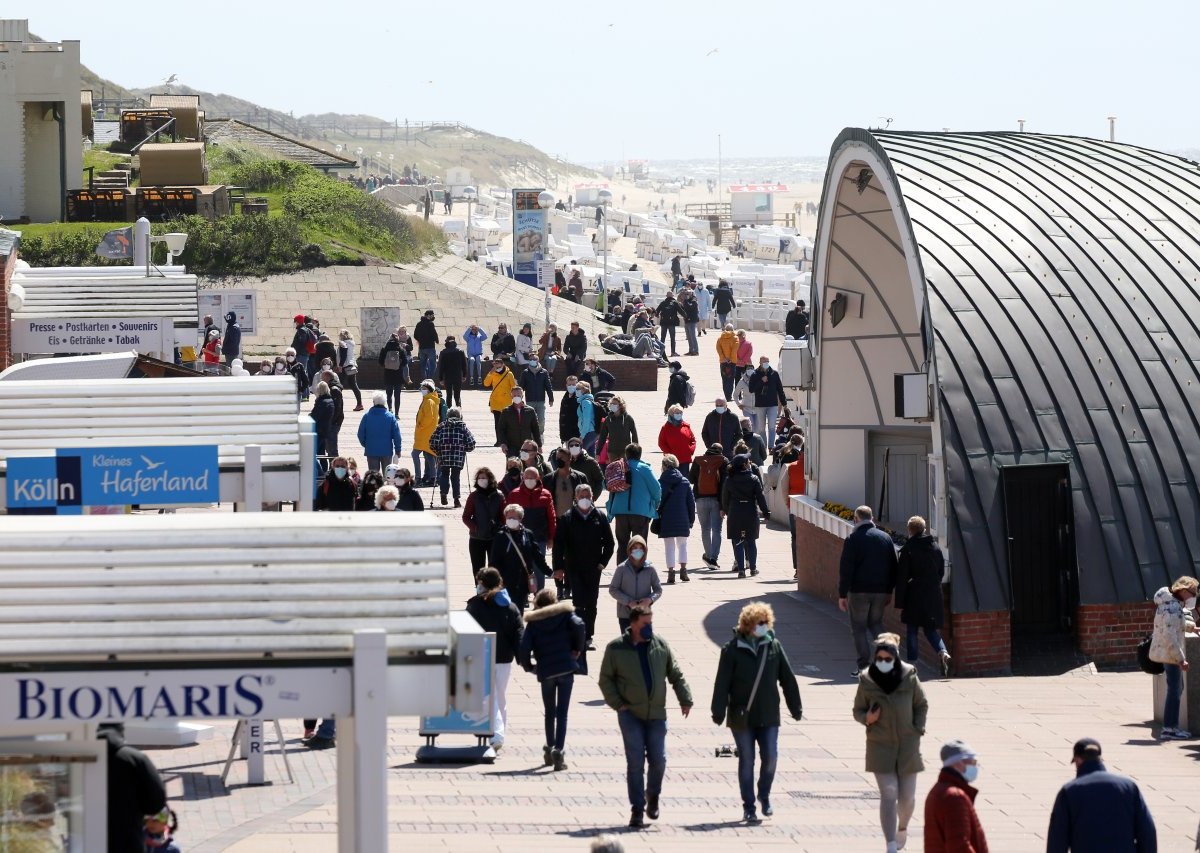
[0,599,446,623]
[0,616,447,640]
[0,558,445,587]
[0,581,446,605]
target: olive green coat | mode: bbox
[711,632,802,729]
[852,664,927,775]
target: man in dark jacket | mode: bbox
[520,358,555,429]
[713,281,736,326]
[895,515,951,675]
[663,362,692,413]
[747,356,788,446]
[837,505,899,673]
[701,398,741,459]
[291,313,315,379]
[784,300,809,340]
[564,321,588,375]
[222,310,242,363]
[466,567,524,748]
[554,483,615,646]
[436,336,468,407]
[490,322,517,362]
[413,309,439,381]
[497,388,542,457]
[738,417,768,468]
[580,359,615,393]
[560,377,581,441]
[925,738,989,853]
[1047,738,1156,853]
[567,437,605,497]
[657,292,681,356]
[98,724,168,852]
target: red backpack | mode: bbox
[605,459,630,493]
[696,454,724,497]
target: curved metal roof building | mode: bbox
[811,129,1200,621]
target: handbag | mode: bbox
[1137,633,1165,675]
[505,531,536,594]
[597,440,610,466]
[650,481,677,536]
[730,642,770,724]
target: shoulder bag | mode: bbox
[730,642,770,724]
[505,531,537,594]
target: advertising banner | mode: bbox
[512,188,546,287]
[198,289,258,335]
[10,317,173,356]
[7,445,220,514]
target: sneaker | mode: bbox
[761,798,773,817]
[743,807,760,823]
[702,554,716,568]
[629,808,645,829]
[750,567,759,577]
[586,639,596,651]
[646,794,659,820]
[305,736,335,750]
[490,738,504,751]
[737,570,746,579]
[939,651,952,678]
[1161,727,1193,740]
[303,728,315,740]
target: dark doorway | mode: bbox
[1002,464,1082,674]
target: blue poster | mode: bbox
[512,189,546,286]
[7,445,219,512]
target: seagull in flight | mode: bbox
[705,48,719,57]
[163,74,178,86]
[140,455,165,471]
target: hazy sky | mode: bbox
[21,0,1200,164]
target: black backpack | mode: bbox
[1136,633,1164,675]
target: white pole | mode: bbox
[338,629,388,853]
[134,217,151,276]
[298,424,315,512]
[1107,116,1117,142]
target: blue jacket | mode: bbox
[357,404,403,457]
[838,521,898,597]
[607,458,662,519]
[1047,760,1156,853]
[577,393,597,436]
[463,327,488,357]
[655,467,695,538]
[222,314,241,359]
[518,600,586,680]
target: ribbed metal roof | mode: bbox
[832,128,1200,611]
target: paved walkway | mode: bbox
[149,323,1197,852]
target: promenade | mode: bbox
[153,326,1196,852]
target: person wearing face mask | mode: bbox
[579,359,615,394]
[560,375,581,443]
[608,535,662,634]
[498,389,543,459]
[711,602,802,823]
[513,440,549,480]
[702,398,741,461]
[663,361,693,415]
[282,347,308,400]
[357,391,403,474]
[1149,575,1200,740]
[509,467,556,563]
[854,633,928,853]
[894,516,952,677]
[658,405,697,473]
[259,359,273,376]
[575,381,599,455]
[466,568,524,751]
[566,436,605,498]
[435,335,467,407]
[462,467,505,575]
[748,355,788,448]
[483,358,518,445]
[429,406,476,508]
[392,468,425,512]
[490,504,548,611]
[554,484,615,648]
[738,417,769,469]
[519,354,555,429]
[374,484,401,511]
[518,587,587,772]
[412,380,441,487]
[499,457,524,497]
[356,470,384,511]
[563,322,588,376]
[597,396,638,466]
[716,323,740,399]
[924,739,989,853]
[309,382,336,467]
[598,605,693,829]
[548,447,588,519]
[721,453,769,578]
[319,369,345,457]
[315,455,357,511]
[490,322,517,363]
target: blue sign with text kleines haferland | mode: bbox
[7,446,219,513]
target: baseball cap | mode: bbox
[1071,737,1102,762]
[940,739,977,767]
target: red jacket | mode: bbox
[925,768,988,853]
[508,483,557,546]
[657,422,697,465]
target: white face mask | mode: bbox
[505,517,521,530]
[523,478,538,490]
[1186,596,1198,610]
[384,500,398,511]
[396,478,408,487]
[477,478,490,488]
[513,398,524,406]
[519,451,531,461]
[476,584,486,596]
[609,403,621,413]
[577,498,593,511]
[569,446,582,457]
[753,623,769,638]
[286,355,296,363]
[874,659,895,674]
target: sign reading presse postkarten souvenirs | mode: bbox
[10,317,173,356]
[6,445,219,514]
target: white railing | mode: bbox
[790,495,854,540]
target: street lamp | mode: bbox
[388,153,394,177]
[537,190,556,330]
[355,147,364,178]
[597,188,613,306]
[462,186,477,259]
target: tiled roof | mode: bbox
[205,119,356,169]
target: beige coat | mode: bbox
[852,664,928,775]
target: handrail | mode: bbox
[129,117,177,154]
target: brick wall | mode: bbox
[1077,601,1153,666]
[0,245,14,372]
[949,610,1011,676]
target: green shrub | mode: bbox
[17,228,128,268]
[167,215,311,277]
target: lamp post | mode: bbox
[462,186,477,259]
[538,190,556,329]
[597,188,613,307]
[355,147,364,179]
[1107,116,1117,142]
[1017,119,1026,133]
[388,153,394,177]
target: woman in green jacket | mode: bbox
[853,632,928,853]
[710,602,802,823]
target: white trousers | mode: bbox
[492,662,512,744]
[664,536,689,567]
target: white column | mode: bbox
[338,629,388,853]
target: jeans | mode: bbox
[663,536,688,567]
[849,592,891,669]
[1165,663,1184,729]
[731,725,779,811]
[875,772,918,843]
[906,624,947,661]
[418,347,437,381]
[544,354,559,374]
[385,384,403,417]
[315,718,336,740]
[614,515,650,563]
[530,401,546,431]
[733,538,758,571]
[540,673,574,750]
[492,662,511,744]
[684,321,699,354]
[660,325,677,353]
[438,465,462,501]
[567,566,601,639]
[412,450,436,483]
[698,497,723,560]
[582,431,599,456]
[754,405,778,447]
[343,372,363,408]
[366,455,391,474]
[467,354,483,384]
[721,364,736,400]
[718,312,729,328]
[617,711,667,810]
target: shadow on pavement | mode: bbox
[678,820,756,831]
[557,826,653,837]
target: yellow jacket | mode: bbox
[483,365,517,412]
[716,330,739,363]
[413,391,441,454]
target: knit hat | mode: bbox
[294,314,305,324]
[940,739,977,767]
